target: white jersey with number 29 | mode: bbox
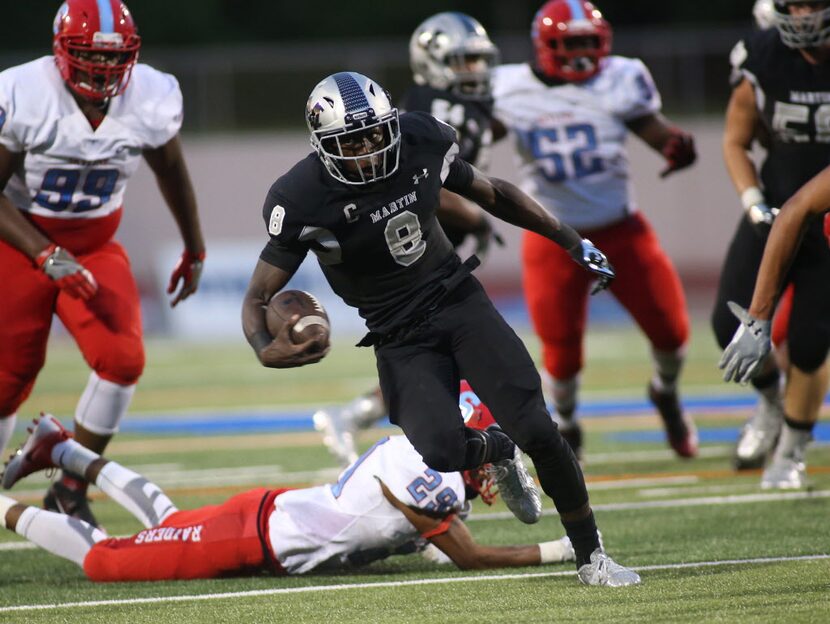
[492,56,661,231]
[0,56,182,220]
[267,435,467,574]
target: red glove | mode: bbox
[35,244,98,301]
[660,128,696,178]
[167,249,205,307]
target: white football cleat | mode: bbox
[313,408,359,467]
[485,446,542,524]
[734,398,784,470]
[761,457,806,490]
[577,548,641,587]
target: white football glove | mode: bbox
[718,301,771,384]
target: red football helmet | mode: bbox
[459,380,499,505]
[532,0,612,82]
[53,0,141,101]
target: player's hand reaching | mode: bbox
[35,244,98,301]
[719,301,771,384]
[473,215,505,261]
[659,128,696,178]
[569,239,615,295]
[260,314,330,369]
[167,249,205,307]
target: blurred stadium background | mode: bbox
[3,1,763,339]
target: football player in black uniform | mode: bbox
[312,12,504,468]
[242,71,639,586]
[713,0,830,487]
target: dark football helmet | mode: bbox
[773,0,830,48]
[305,72,401,185]
[409,12,500,100]
[532,0,612,82]
[53,0,141,101]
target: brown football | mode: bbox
[266,290,330,347]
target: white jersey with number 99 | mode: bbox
[0,56,182,220]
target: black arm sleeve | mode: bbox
[443,158,475,194]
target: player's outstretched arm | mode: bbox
[457,167,615,293]
[378,479,572,570]
[242,259,329,368]
[750,165,830,320]
[0,145,97,300]
[143,136,206,307]
[436,189,504,260]
[626,113,696,178]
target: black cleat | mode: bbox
[44,479,100,528]
[557,419,583,459]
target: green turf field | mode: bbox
[1,324,828,623]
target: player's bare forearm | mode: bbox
[627,113,672,151]
[143,136,205,254]
[378,478,542,569]
[436,189,486,232]
[462,170,582,252]
[0,195,52,259]
[723,80,762,194]
[749,168,830,319]
[242,259,326,369]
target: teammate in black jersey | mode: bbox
[312,13,504,468]
[713,0,830,487]
[241,71,639,585]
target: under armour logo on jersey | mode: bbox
[413,168,429,184]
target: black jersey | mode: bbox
[259,111,476,334]
[731,29,830,206]
[399,85,494,170]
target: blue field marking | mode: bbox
[32,392,823,438]
[612,422,830,444]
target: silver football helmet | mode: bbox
[409,12,499,99]
[773,0,830,48]
[305,72,401,185]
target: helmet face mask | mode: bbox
[532,0,612,83]
[773,0,830,48]
[410,12,500,100]
[306,72,401,185]
[53,0,141,102]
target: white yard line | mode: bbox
[0,553,827,613]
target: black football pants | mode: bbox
[711,213,830,372]
[375,276,588,514]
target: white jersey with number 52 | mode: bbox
[0,56,182,220]
[492,56,661,231]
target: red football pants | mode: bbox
[84,488,287,582]
[523,212,689,380]
[0,236,144,416]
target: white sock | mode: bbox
[75,372,136,436]
[52,439,100,478]
[15,506,105,568]
[651,347,686,393]
[0,493,18,526]
[96,462,177,528]
[0,414,17,458]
